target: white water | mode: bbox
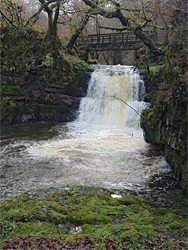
[77,65,147,133]
[27,65,171,191]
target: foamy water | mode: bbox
[0,65,173,200]
[27,65,171,191]
[28,122,170,191]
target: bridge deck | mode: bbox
[76,32,151,51]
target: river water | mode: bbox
[0,65,177,201]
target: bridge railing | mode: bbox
[76,31,153,51]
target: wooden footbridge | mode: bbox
[76,31,152,51]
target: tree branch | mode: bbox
[108,95,142,117]
[66,10,93,51]
[53,2,60,31]
[158,0,188,14]
[24,0,56,27]
[0,9,16,27]
[98,25,127,31]
[82,0,164,56]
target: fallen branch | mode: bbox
[107,95,142,117]
[104,212,128,216]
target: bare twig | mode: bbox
[158,0,188,14]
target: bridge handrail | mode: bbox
[76,31,153,47]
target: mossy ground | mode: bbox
[0,186,187,249]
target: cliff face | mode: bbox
[1,68,90,125]
[141,66,187,194]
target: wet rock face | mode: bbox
[1,71,90,125]
[141,91,187,194]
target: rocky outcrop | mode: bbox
[0,69,91,125]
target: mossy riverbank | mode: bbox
[0,186,187,249]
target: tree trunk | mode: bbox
[46,10,53,39]
[67,14,91,51]
[39,0,60,54]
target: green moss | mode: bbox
[0,85,20,94]
[0,186,187,249]
[118,195,146,206]
[148,65,164,75]
[165,145,188,193]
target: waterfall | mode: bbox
[23,64,171,194]
[77,65,149,133]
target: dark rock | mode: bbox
[1,68,90,125]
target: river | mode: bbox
[0,65,177,201]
